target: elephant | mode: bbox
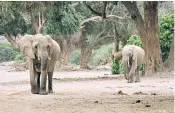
[122,45,145,83]
[17,34,61,95]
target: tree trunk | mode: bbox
[113,23,120,53]
[143,2,163,74]
[30,6,45,34]
[62,38,71,65]
[164,37,174,71]
[86,47,93,63]
[80,28,89,69]
[122,1,163,75]
[4,33,19,49]
[63,51,70,65]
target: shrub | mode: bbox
[69,50,81,65]
[159,14,174,62]
[14,53,26,62]
[0,43,18,62]
[111,59,124,74]
[127,35,142,47]
[88,44,113,66]
[0,43,25,62]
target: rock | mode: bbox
[136,100,141,103]
[94,101,98,103]
[145,104,151,107]
[118,90,127,95]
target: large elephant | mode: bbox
[122,45,145,83]
[17,34,61,95]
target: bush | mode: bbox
[0,43,18,62]
[88,44,113,66]
[0,43,25,62]
[127,35,142,47]
[159,14,174,62]
[111,59,124,74]
[14,53,26,62]
[69,50,81,65]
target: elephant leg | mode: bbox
[128,60,137,83]
[128,67,135,83]
[135,66,140,82]
[30,74,39,94]
[124,64,130,80]
[36,72,41,88]
[127,73,134,83]
[29,59,39,94]
[40,70,48,95]
[48,72,53,93]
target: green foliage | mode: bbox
[127,35,142,47]
[14,53,26,62]
[111,59,124,74]
[0,2,27,35]
[0,43,22,62]
[88,44,113,66]
[111,43,124,74]
[44,2,85,35]
[69,50,81,65]
[159,14,174,61]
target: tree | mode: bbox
[44,2,85,65]
[79,1,125,69]
[122,1,163,75]
[0,1,27,48]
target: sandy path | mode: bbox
[0,68,174,113]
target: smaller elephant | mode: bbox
[122,45,145,83]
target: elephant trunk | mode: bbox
[40,55,48,71]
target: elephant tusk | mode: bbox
[38,57,41,61]
[128,61,130,67]
[48,57,51,60]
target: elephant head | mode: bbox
[18,34,54,71]
[32,34,54,70]
[122,45,137,68]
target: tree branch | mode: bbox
[102,1,107,19]
[80,15,124,28]
[122,1,144,24]
[4,33,19,49]
[84,3,102,16]
[30,8,38,33]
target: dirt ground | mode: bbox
[0,66,174,113]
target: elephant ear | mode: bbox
[18,35,35,59]
[45,35,54,59]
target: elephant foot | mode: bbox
[135,80,140,83]
[48,89,53,93]
[125,77,129,80]
[124,75,128,80]
[39,90,48,95]
[127,80,133,83]
[31,87,39,94]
